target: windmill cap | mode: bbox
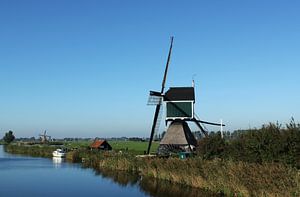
[164,87,195,101]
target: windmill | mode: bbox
[147,37,225,155]
[39,130,51,143]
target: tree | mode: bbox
[3,130,15,144]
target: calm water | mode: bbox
[0,146,216,197]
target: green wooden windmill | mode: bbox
[147,37,225,155]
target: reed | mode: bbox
[5,141,300,196]
[4,144,57,157]
[66,148,300,196]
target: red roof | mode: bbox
[90,140,106,148]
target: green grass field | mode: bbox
[64,140,159,154]
[64,141,90,149]
[109,141,159,154]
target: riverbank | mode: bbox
[4,144,57,157]
[4,144,300,196]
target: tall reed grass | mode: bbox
[68,149,300,196]
[5,141,300,196]
[4,144,57,157]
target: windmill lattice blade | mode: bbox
[147,95,162,105]
[148,91,163,105]
[147,37,174,154]
[154,104,163,136]
[147,103,162,154]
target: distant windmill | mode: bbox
[147,37,225,155]
[39,130,51,143]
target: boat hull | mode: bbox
[52,149,66,158]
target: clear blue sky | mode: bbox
[1,0,300,138]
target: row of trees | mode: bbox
[197,119,300,168]
[2,130,15,144]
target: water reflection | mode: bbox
[141,177,222,197]
[97,169,139,187]
[95,169,221,197]
[52,157,64,168]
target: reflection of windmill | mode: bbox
[147,37,225,155]
[39,130,51,143]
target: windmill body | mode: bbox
[158,87,197,154]
[39,130,51,143]
[159,120,197,154]
[147,37,225,155]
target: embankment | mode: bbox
[5,144,299,196]
[88,153,300,196]
[4,144,57,157]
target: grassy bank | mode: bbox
[65,149,300,196]
[101,156,299,196]
[4,143,300,196]
[4,144,58,157]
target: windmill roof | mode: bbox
[90,140,107,148]
[164,87,195,101]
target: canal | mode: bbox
[0,145,216,197]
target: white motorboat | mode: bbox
[52,149,66,158]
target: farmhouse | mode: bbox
[90,140,112,150]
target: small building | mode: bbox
[90,140,112,150]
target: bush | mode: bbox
[196,119,300,168]
[3,130,15,144]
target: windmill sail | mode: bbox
[147,37,174,154]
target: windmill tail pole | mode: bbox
[193,118,208,137]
